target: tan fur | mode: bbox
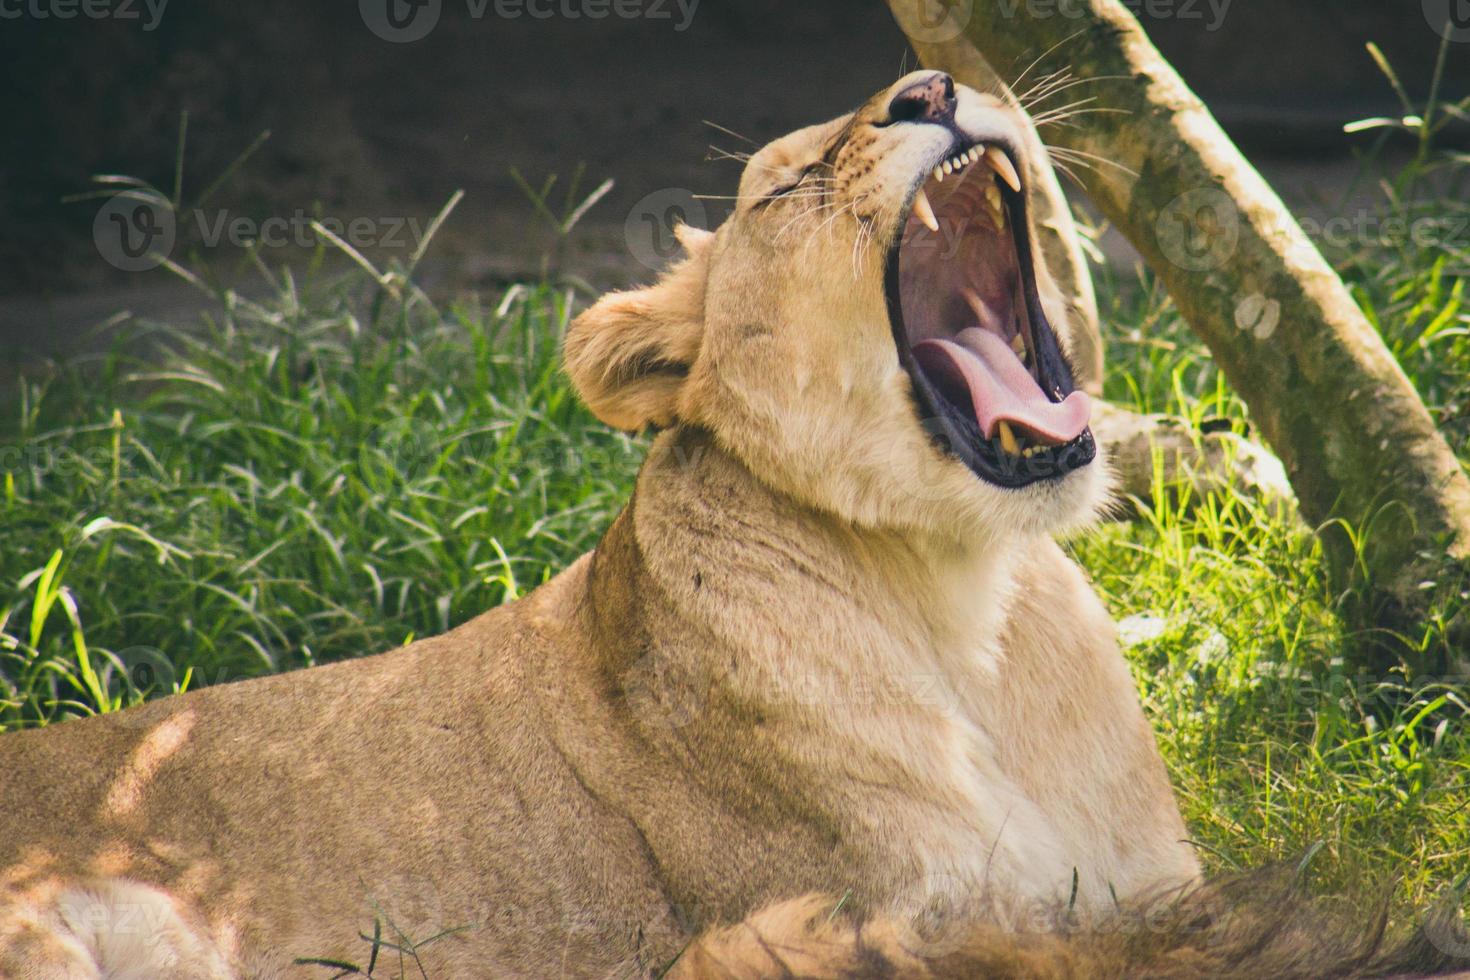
[671,876,1470,979]
[0,75,1200,977]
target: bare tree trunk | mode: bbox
[887,0,1470,667]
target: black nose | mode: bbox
[887,72,956,125]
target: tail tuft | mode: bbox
[670,869,1470,979]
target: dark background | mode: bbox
[1,1,1465,353]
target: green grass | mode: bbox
[1072,267,1470,911]
[0,277,640,721]
[3,83,1468,926]
[1063,81,1470,906]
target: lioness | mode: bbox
[0,72,1201,977]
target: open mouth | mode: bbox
[884,139,1096,489]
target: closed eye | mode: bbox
[755,163,826,207]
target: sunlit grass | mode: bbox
[0,278,642,725]
[1064,121,1470,910]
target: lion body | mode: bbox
[0,431,1192,977]
[0,74,1211,977]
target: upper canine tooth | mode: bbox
[985,146,1022,192]
[912,187,939,232]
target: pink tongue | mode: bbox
[912,328,1091,444]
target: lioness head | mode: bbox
[566,72,1104,542]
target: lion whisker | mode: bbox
[774,199,839,242]
[1017,68,1077,108]
[701,118,759,147]
[1008,29,1087,93]
[1030,95,1101,121]
[1022,75,1131,113]
[1046,145,1138,178]
[1047,157,1088,190]
[1032,106,1130,129]
[707,146,753,164]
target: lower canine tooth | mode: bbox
[986,184,1006,228]
[912,188,939,232]
[998,420,1020,455]
[1010,334,1026,357]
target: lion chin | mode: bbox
[12,72,1458,980]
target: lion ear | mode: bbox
[563,224,713,431]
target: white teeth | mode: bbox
[985,146,1022,192]
[912,187,939,232]
[928,144,1018,189]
